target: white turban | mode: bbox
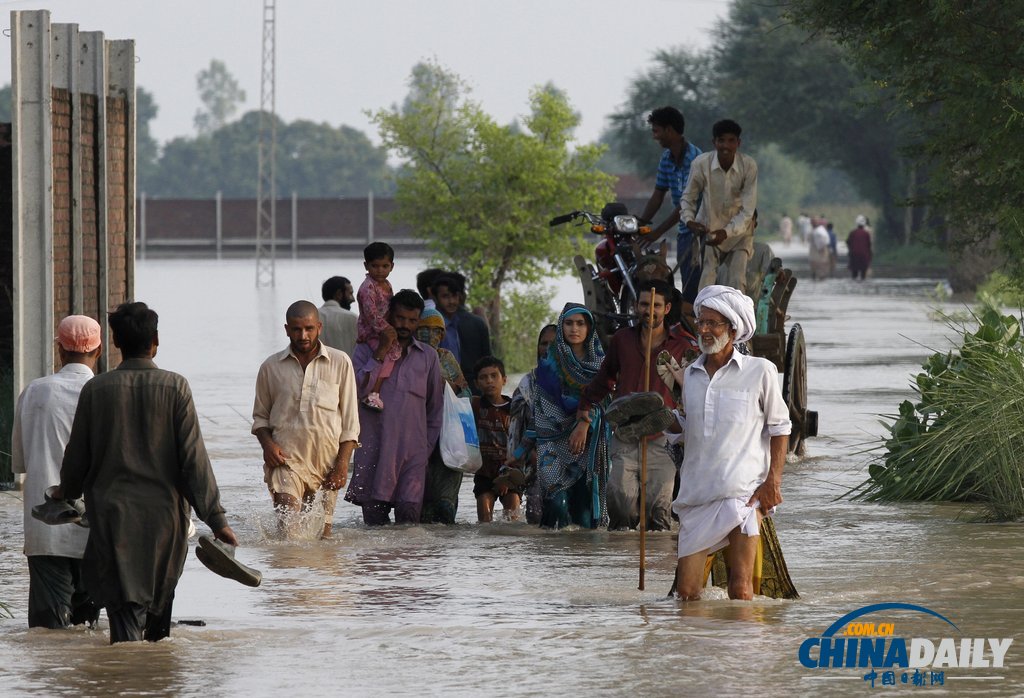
[694,285,756,343]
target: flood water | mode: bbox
[0,247,1021,696]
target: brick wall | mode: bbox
[52,88,73,371]
[79,93,100,322]
[139,197,410,246]
[106,96,130,367]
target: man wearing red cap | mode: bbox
[12,315,103,628]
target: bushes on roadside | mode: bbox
[855,308,1024,521]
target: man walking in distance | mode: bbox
[319,276,358,355]
[673,285,790,600]
[57,302,240,643]
[680,119,758,293]
[638,106,703,309]
[577,280,696,530]
[345,290,443,525]
[253,300,359,538]
[12,316,102,629]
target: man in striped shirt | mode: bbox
[638,106,703,310]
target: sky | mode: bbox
[0,0,729,147]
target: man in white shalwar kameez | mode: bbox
[673,286,790,600]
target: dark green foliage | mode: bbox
[858,309,1024,520]
[603,48,721,175]
[714,0,919,247]
[787,0,1024,286]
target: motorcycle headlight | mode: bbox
[614,215,639,234]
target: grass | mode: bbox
[853,308,1024,520]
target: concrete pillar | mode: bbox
[52,22,84,315]
[11,10,56,393]
[108,38,135,302]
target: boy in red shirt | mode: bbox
[471,357,520,522]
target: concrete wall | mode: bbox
[2,11,135,484]
[133,196,653,257]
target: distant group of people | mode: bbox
[793,212,873,281]
[13,103,797,645]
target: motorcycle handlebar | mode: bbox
[549,212,577,227]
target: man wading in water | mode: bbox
[253,301,360,538]
[57,302,241,642]
[672,286,790,600]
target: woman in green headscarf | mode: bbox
[418,308,470,523]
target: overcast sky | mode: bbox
[0,0,728,147]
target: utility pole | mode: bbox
[255,0,276,287]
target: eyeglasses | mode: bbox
[694,318,730,330]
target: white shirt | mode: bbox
[12,363,94,557]
[318,300,358,356]
[811,225,831,252]
[677,350,791,506]
[679,151,758,253]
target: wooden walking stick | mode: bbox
[639,285,656,591]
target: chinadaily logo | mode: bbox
[799,603,1014,689]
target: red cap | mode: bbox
[57,315,101,352]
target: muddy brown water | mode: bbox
[1,248,1020,696]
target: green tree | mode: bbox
[194,59,246,135]
[713,0,921,248]
[786,0,1024,283]
[603,48,721,176]
[372,61,614,357]
[751,143,814,226]
[145,111,391,197]
[136,86,160,191]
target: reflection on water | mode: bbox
[0,250,1021,695]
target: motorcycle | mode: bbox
[550,202,672,347]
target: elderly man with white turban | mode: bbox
[673,285,791,601]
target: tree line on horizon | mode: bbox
[0,0,1017,291]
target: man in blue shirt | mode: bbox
[638,106,702,311]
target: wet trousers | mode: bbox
[541,476,596,529]
[362,500,422,526]
[27,555,99,629]
[106,597,174,644]
[608,435,676,531]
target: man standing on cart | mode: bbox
[680,119,758,294]
[638,106,703,313]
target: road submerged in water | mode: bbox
[0,246,1021,696]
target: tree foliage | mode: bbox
[372,61,615,354]
[193,59,246,135]
[604,48,721,175]
[141,111,392,197]
[136,86,160,188]
[713,0,920,247]
[786,0,1024,282]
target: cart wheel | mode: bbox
[782,323,809,455]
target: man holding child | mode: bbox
[345,290,444,525]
